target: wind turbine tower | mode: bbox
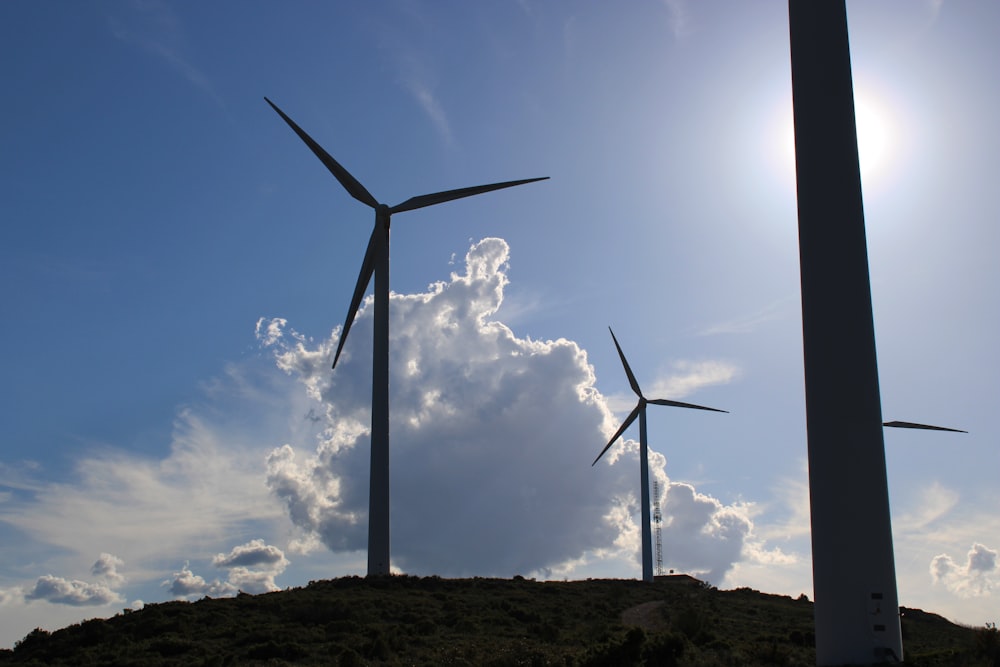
[593,328,726,583]
[266,98,547,576]
[786,2,945,663]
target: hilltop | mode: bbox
[0,575,995,666]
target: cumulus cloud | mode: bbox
[91,553,126,586]
[21,553,128,607]
[213,539,288,570]
[931,543,998,597]
[212,539,289,594]
[660,482,752,582]
[163,563,235,599]
[166,540,290,599]
[25,575,122,607]
[259,237,747,581]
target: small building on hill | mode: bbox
[653,573,704,586]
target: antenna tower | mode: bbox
[653,479,664,576]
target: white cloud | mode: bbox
[212,539,289,594]
[931,543,998,598]
[107,0,223,107]
[895,481,960,533]
[0,588,19,606]
[212,539,288,570]
[25,575,122,607]
[259,237,747,581]
[255,317,289,347]
[659,481,752,583]
[91,553,126,586]
[19,554,128,608]
[648,360,740,400]
[699,300,790,336]
[164,563,235,599]
[604,358,737,415]
[661,0,690,39]
[226,567,280,595]
[405,81,455,147]
[165,540,289,598]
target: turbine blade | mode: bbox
[264,97,379,209]
[883,420,967,433]
[390,177,548,214]
[332,227,378,369]
[648,398,729,413]
[609,327,642,398]
[592,404,642,466]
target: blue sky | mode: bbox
[1,0,997,647]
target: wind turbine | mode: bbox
[592,327,727,583]
[265,97,547,576]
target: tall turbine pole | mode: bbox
[369,206,391,575]
[788,2,901,664]
[638,405,653,583]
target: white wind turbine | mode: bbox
[592,327,727,582]
[266,97,547,576]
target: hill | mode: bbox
[0,575,996,666]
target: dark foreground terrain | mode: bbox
[1,575,996,666]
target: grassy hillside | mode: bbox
[0,575,996,666]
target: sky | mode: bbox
[1,0,998,649]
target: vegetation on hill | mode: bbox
[0,575,995,666]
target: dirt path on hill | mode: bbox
[621,600,668,632]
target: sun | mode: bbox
[774,87,895,184]
[853,92,892,178]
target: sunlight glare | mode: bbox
[780,89,893,181]
[854,94,890,177]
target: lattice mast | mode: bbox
[653,479,664,576]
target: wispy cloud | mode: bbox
[894,481,960,533]
[604,359,738,415]
[0,409,284,570]
[649,360,740,399]
[699,300,791,336]
[108,0,224,108]
[661,0,690,40]
[403,80,455,148]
